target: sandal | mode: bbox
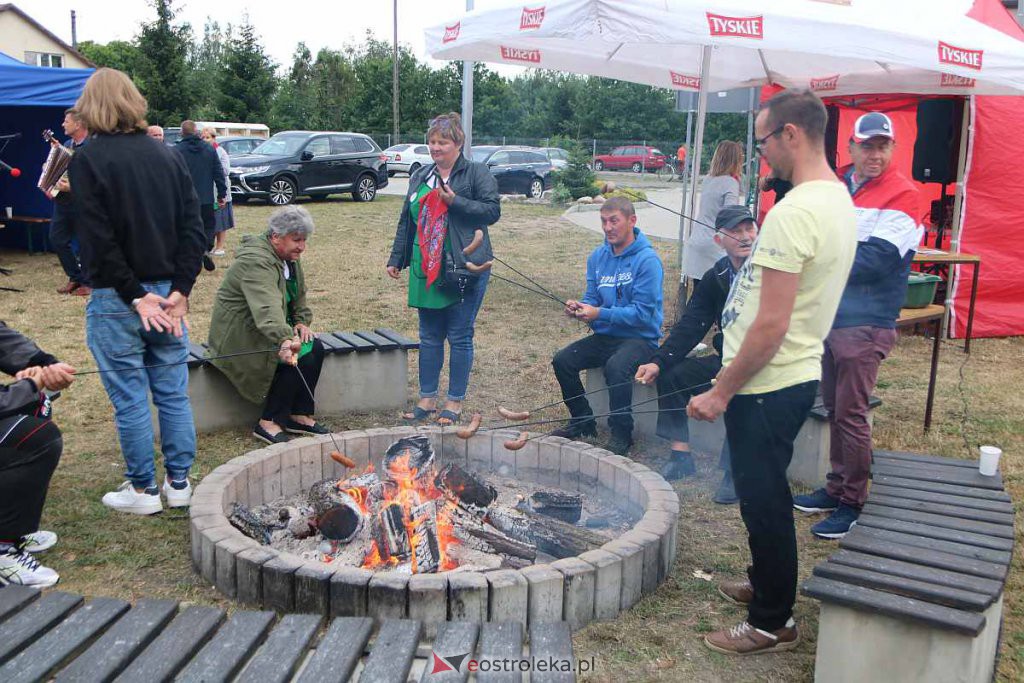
[436,409,462,426]
[402,406,436,423]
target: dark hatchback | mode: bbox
[471,146,553,198]
[228,131,389,205]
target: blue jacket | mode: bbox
[581,228,663,346]
[175,134,227,206]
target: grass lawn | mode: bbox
[1,196,1021,681]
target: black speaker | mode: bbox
[824,104,840,172]
[913,99,963,184]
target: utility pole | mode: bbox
[71,10,78,49]
[461,0,474,157]
[392,0,400,144]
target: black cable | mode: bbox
[617,188,749,245]
[491,255,568,306]
[490,271,568,307]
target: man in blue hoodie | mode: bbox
[550,197,664,455]
[175,120,227,272]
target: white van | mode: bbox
[195,121,270,139]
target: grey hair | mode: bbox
[266,205,315,238]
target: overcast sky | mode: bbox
[40,0,518,72]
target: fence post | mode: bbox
[592,139,597,167]
[642,139,646,173]
[503,136,506,145]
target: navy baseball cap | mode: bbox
[852,112,895,141]
[715,205,755,231]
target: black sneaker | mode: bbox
[550,419,597,440]
[793,488,839,513]
[253,423,290,444]
[284,419,329,435]
[662,450,696,480]
[811,504,860,539]
[605,432,633,456]
[713,470,739,504]
[202,254,216,272]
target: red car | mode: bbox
[593,145,668,172]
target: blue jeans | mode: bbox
[86,282,196,489]
[417,271,490,402]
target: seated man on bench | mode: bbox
[635,206,757,500]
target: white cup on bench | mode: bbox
[979,445,1002,477]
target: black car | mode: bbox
[219,135,264,157]
[229,131,389,205]
[471,146,553,198]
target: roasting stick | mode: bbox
[493,378,639,424]
[289,358,354,468]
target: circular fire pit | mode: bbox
[189,426,679,631]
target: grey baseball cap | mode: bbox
[715,205,755,231]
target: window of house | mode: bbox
[25,52,64,68]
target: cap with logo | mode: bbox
[715,205,755,231]
[852,112,895,141]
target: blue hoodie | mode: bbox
[581,227,664,346]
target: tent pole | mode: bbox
[744,88,756,203]
[682,45,712,301]
[946,95,973,340]
[461,0,475,158]
[677,108,693,275]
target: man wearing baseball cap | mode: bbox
[792,111,923,538]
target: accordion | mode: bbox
[38,129,73,197]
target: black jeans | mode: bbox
[552,334,653,437]
[0,416,62,540]
[725,380,817,631]
[261,338,326,423]
[200,204,216,252]
[655,354,730,472]
[50,211,87,285]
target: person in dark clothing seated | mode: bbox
[635,205,757,499]
[0,322,75,587]
[176,119,227,272]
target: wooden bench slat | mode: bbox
[375,328,420,350]
[528,622,576,683]
[186,342,210,367]
[845,525,1012,566]
[856,514,1014,552]
[0,591,82,664]
[873,456,986,478]
[234,613,321,683]
[360,619,423,683]
[839,529,1008,581]
[56,599,179,683]
[0,585,39,624]
[296,616,373,683]
[813,562,991,612]
[0,597,129,683]
[874,450,977,469]
[332,331,377,353]
[809,396,881,421]
[420,622,480,683]
[871,474,1011,502]
[862,504,1014,540]
[868,484,1014,514]
[355,330,400,351]
[800,576,986,636]
[867,493,1015,526]
[827,549,1003,598]
[115,605,225,683]
[316,333,352,354]
[871,463,1004,491]
[477,622,524,683]
[175,610,276,683]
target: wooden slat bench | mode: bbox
[178,329,419,433]
[801,450,1014,683]
[0,586,577,682]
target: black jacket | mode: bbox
[0,322,57,418]
[387,154,500,271]
[175,134,227,206]
[650,255,735,370]
[69,132,207,304]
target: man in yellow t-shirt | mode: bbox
[689,90,856,655]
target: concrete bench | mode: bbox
[801,450,1014,683]
[584,367,880,488]
[0,585,578,682]
[182,329,418,433]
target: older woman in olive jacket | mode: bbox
[208,206,327,444]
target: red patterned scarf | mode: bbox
[416,189,449,289]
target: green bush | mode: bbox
[553,141,598,200]
[607,188,647,201]
[549,185,573,205]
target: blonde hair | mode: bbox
[75,68,148,134]
[427,112,465,147]
[709,140,744,177]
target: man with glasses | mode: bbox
[688,89,856,655]
[793,113,922,539]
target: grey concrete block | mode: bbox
[598,458,618,498]
[432,426,469,467]
[514,439,541,484]
[214,536,251,599]
[550,557,596,631]
[315,348,408,414]
[236,547,276,607]
[329,566,372,617]
[408,573,449,638]
[200,525,235,586]
[300,442,324,491]
[578,549,623,621]
[294,562,334,616]
[486,569,528,627]
[262,554,302,612]
[488,431,517,477]
[280,449,303,498]
[536,437,568,488]
[579,449,603,489]
[601,539,644,610]
[262,452,283,504]
[368,571,408,620]
[519,564,564,626]
[367,426,416,470]
[448,571,488,622]
[621,529,662,594]
[190,514,224,571]
[327,430,369,479]
[557,443,581,492]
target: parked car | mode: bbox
[539,147,570,169]
[592,145,668,172]
[228,131,389,205]
[471,146,553,198]
[163,127,182,145]
[219,135,264,157]
[383,143,432,176]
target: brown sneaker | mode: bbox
[56,279,79,294]
[70,285,92,297]
[704,620,799,656]
[718,579,754,605]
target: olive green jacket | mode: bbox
[208,234,312,403]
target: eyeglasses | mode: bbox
[754,125,786,153]
[429,117,454,130]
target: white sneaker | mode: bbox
[20,530,57,553]
[102,481,163,515]
[162,477,193,508]
[0,546,59,587]
[212,249,226,256]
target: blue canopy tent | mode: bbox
[0,51,91,251]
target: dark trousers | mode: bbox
[0,416,62,540]
[552,334,653,436]
[200,204,216,252]
[725,380,817,631]
[50,213,87,285]
[822,326,896,508]
[655,354,730,472]
[261,338,326,423]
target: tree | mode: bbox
[553,140,597,200]
[77,40,143,81]
[188,19,228,119]
[217,19,277,122]
[136,0,194,126]
[269,43,316,131]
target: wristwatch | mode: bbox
[131,297,143,310]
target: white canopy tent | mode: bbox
[425,0,1024,274]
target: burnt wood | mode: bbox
[175,610,276,683]
[529,622,576,683]
[477,621,524,683]
[813,562,990,611]
[856,513,1014,552]
[332,331,377,352]
[234,613,321,683]
[867,483,1014,514]
[870,474,1011,502]
[296,617,373,683]
[0,591,83,664]
[436,463,497,508]
[375,327,420,350]
[360,619,423,683]
[861,504,1014,540]
[355,329,400,351]
[115,605,225,682]
[420,621,480,683]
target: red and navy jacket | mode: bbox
[834,164,923,330]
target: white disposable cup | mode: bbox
[4,207,11,219]
[979,445,1002,477]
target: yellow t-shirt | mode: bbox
[721,180,856,395]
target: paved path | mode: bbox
[563,187,701,243]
